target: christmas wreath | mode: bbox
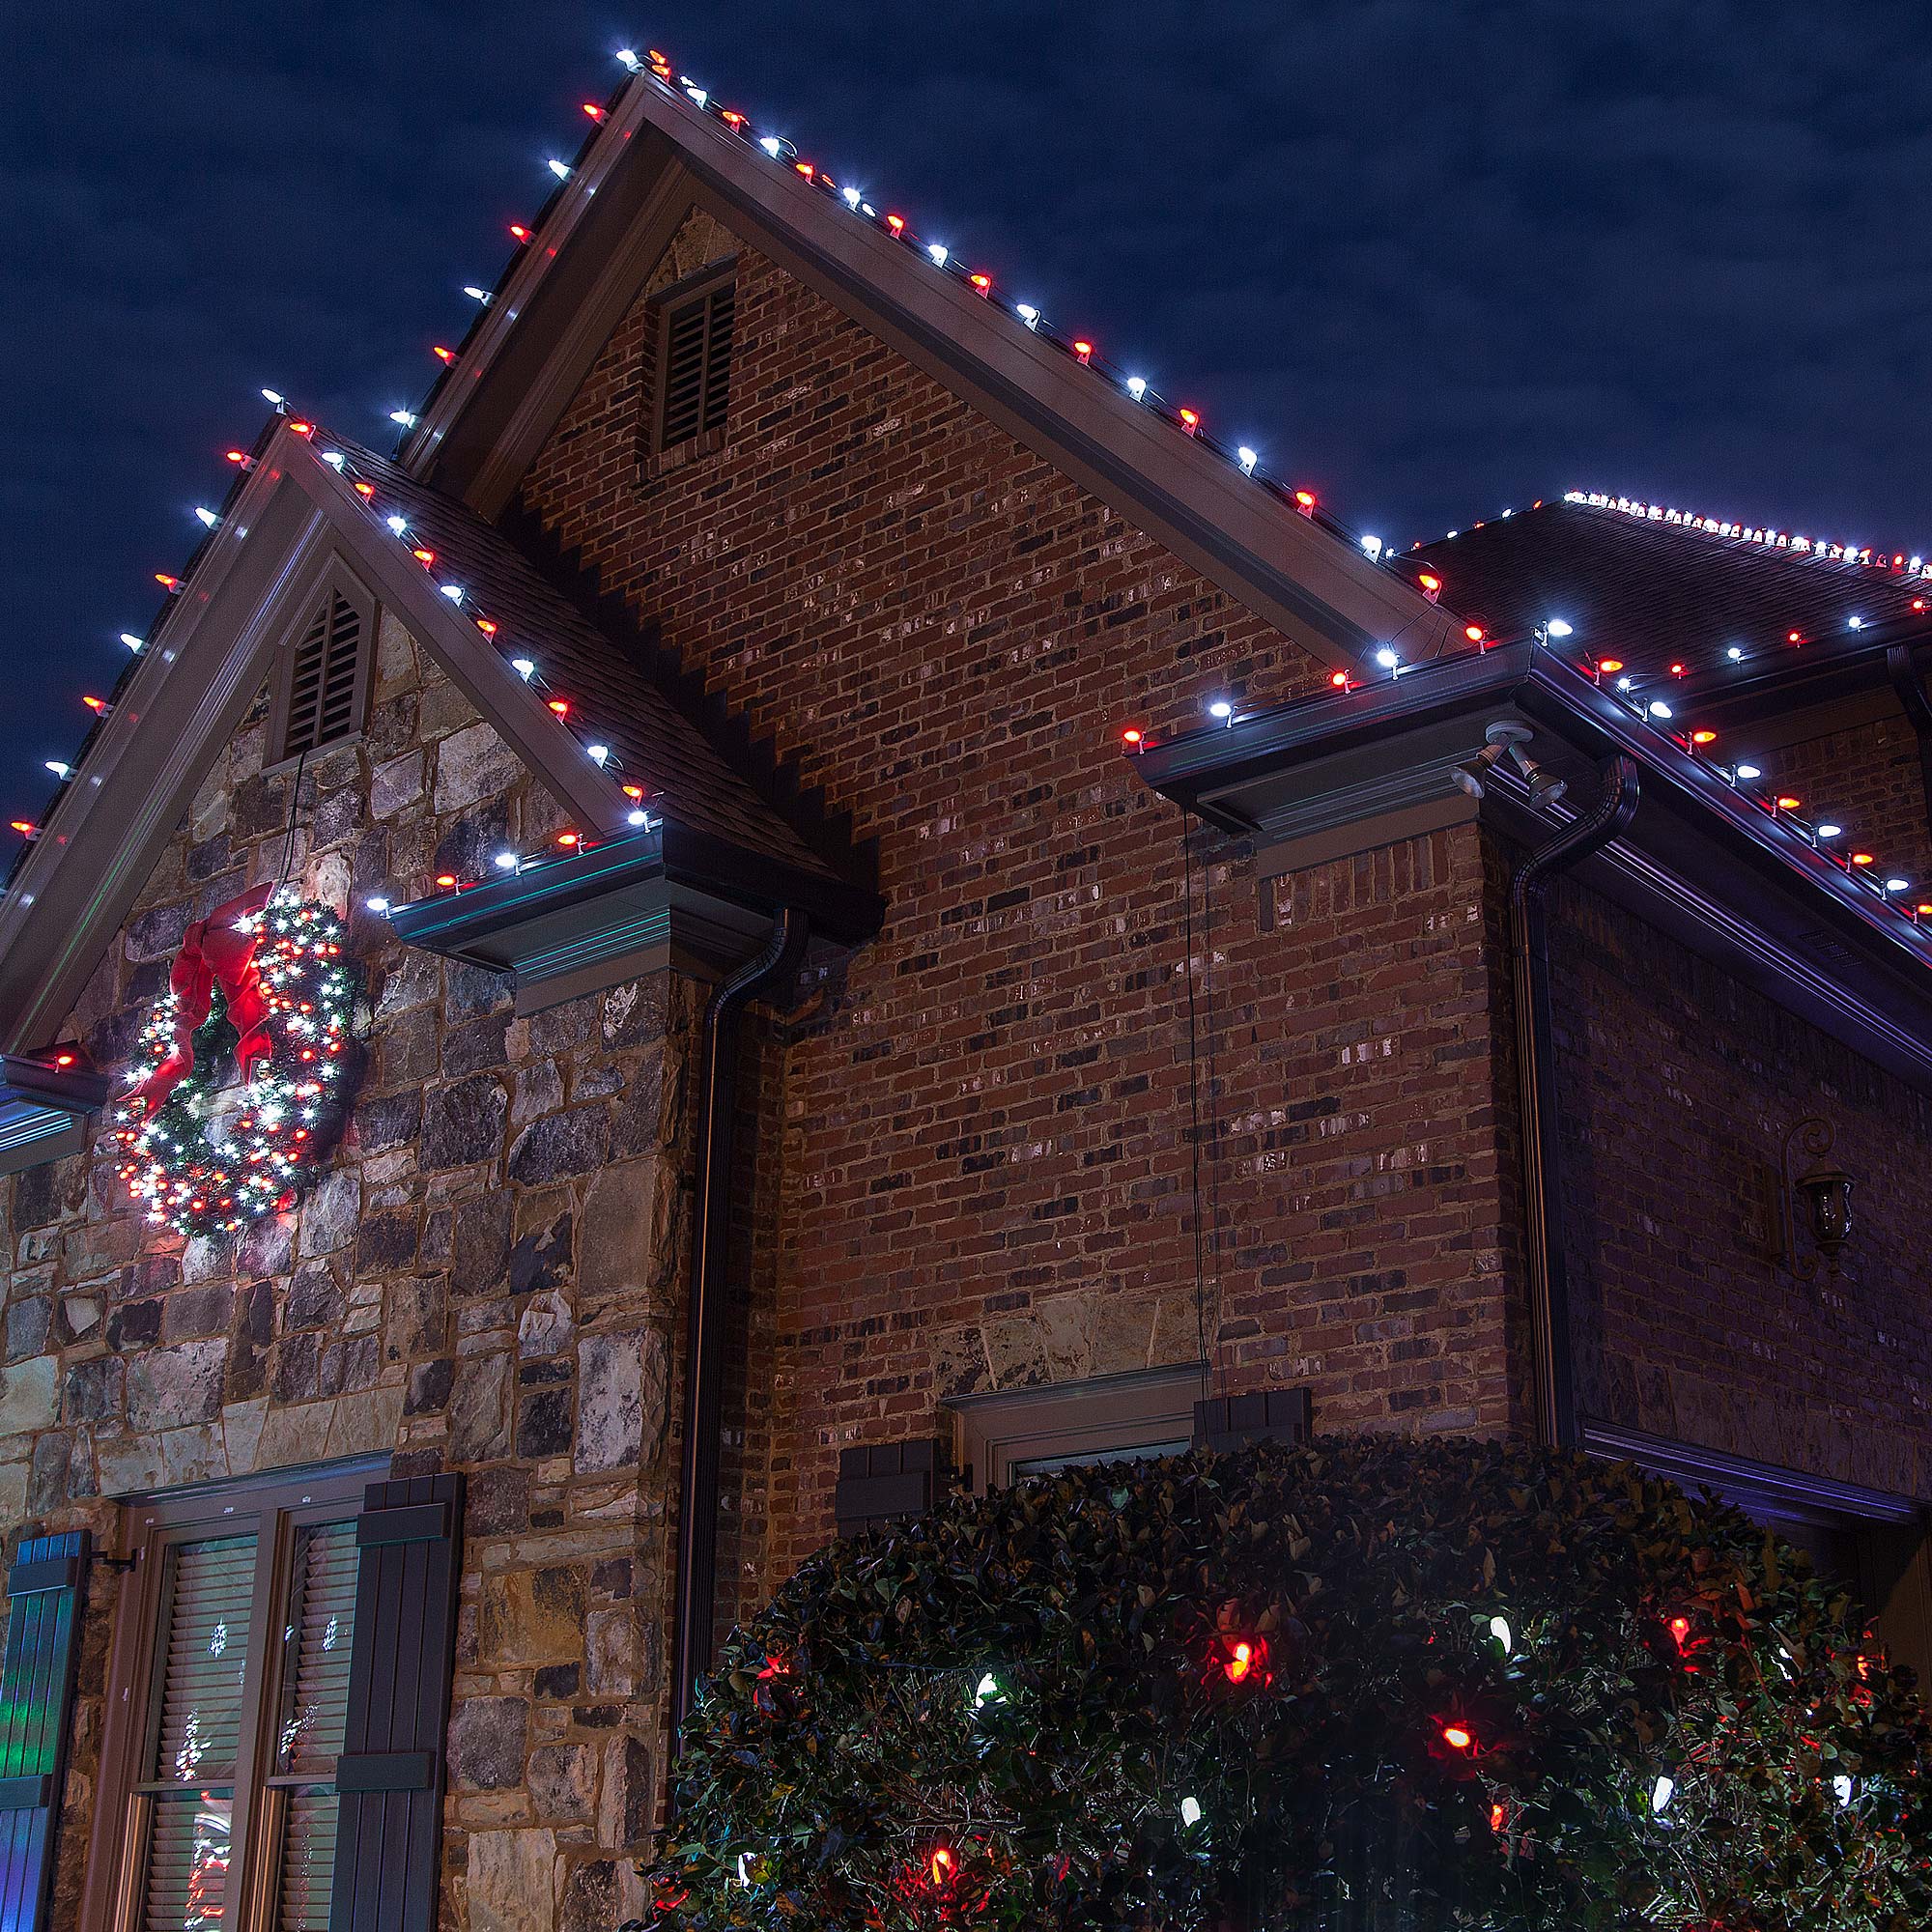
[110,884,355,1237]
[643,1434,1932,1932]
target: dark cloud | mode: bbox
[8,0,1932,820]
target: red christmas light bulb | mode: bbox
[1440,1723,1473,1751]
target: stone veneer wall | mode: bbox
[0,609,696,1932]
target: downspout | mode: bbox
[1508,755,1640,1449]
[1885,643,1932,837]
[669,906,810,1746]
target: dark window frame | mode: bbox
[948,1365,1204,1494]
[264,569,378,771]
[646,260,737,459]
[83,1459,385,1932]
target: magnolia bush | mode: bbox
[639,1435,1932,1930]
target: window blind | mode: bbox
[281,592,364,759]
[660,282,734,447]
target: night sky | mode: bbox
[9,2,1932,828]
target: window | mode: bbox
[270,579,373,763]
[98,1466,374,1932]
[949,1366,1204,1493]
[651,266,735,453]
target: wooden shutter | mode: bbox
[835,1439,950,1539]
[280,590,366,759]
[0,1532,88,1932]
[327,1476,463,1932]
[658,278,734,448]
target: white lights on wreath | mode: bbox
[112,888,354,1237]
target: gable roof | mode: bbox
[0,420,865,1051]
[388,50,1454,676]
[1396,494,1932,683]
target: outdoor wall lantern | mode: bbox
[1780,1117,1854,1276]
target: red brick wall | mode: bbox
[1757,705,1932,894]
[520,212,1522,1596]
[1547,875,1932,1499]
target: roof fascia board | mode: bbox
[405,78,1448,669]
[275,445,626,839]
[1135,645,1932,1090]
[413,130,698,516]
[400,82,679,485]
[0,429,629,1050]
[0,463,337,1049]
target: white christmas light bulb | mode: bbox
[841,185,862,210]
[1490,1615,1512,1653]
[1236,447,1258,475]
[511,658,536,680]
[758,136,783,158]
[385,515,408,535]
[1376,647,1400,670]
[1649,701,1673,720]
[44,761,70,780]
[1124,377,1148,400]
[586,744,610,765]
[440,583,465,602]
[1179,1796,1204,1828]
[685,86,709,108]
[1360,534,1384,560]
[1015,303,1040,327]
[1546,618,1574,638]
[1650,1774,1676,1813]
[390,411,417,428]
[615,48,640,71]
[262,388,285,407]
[464,287,493,304]
[1833,1775,1855,1806]
[627,809,648,827]
[547,158,572,180]
[365,896,390,913]
[926,243,949,267]
[194,507,219,528]
[1735,763,1761,779]
[494,851,520,870]
[121,633,144,651]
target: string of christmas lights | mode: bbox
[14,39,1932,944]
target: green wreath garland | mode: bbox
[110,891,355,1237]
[643,1435,1932,1932]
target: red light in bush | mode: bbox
[1216,1634,1268,1685]
[1669,1615,1691,1648]
[926,1846,954,1889]
[1440,1724,1473,1751]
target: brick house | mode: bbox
[1,43,1930,1932]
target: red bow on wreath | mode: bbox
[124,883,277,1120]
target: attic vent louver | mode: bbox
[656,272,735,451]
[279,586,369,760]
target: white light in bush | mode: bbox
[1650,1774,1676,1813]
